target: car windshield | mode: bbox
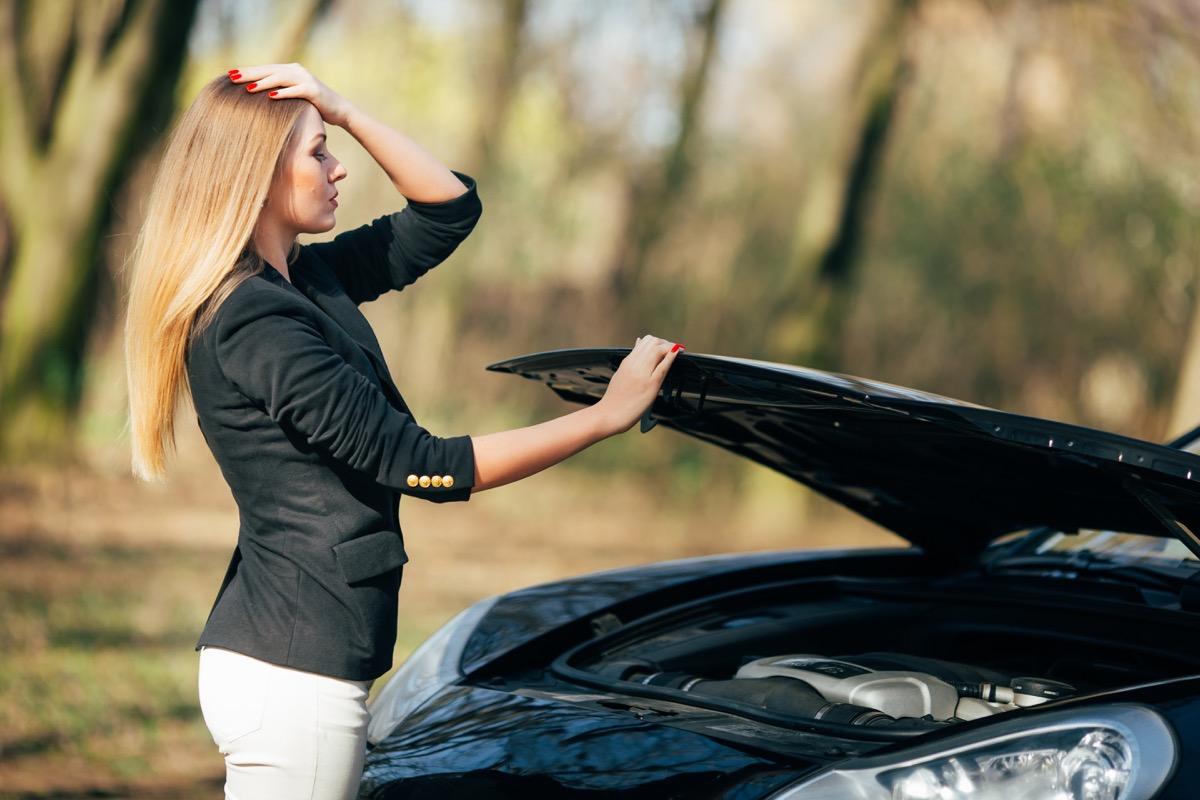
[993,424,1200,569]
[1034,529,1198,566]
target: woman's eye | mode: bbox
[314,153,327,161]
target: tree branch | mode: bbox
[49,0,161,215]
[0,2,37,212]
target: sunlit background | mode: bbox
[2,0,1199,796]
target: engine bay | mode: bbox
[556,577,1200,736]
[625,651,1075,731]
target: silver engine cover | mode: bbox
[736,654,963,721]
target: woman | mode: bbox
[122,64,682,799]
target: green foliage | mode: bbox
[846,141,1195,434]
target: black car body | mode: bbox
[359,349,1200,799]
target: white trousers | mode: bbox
[198,646,375,800]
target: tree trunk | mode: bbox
[0,0,340,464]
[767,0,917,370]
[0,0,200,462]
[606,0,725,312]
[413,0,528,391]
[467,0,528,180]
[270,0,338,62]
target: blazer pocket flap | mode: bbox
[333,530,409,584]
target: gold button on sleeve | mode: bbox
[443,475,455,488]
[418,475,431,488]
[431,475,443,487]
[406,474,419,487]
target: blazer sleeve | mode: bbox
[212,284,476,502]
[300,170,483,305]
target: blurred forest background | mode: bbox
[2,0,1199,796]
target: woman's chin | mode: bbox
[303,215,338,235]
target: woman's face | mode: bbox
[265,103,347,235]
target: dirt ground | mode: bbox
[0,446,897,798]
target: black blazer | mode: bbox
[185,171,482,680]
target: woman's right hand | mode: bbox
[596,336,684,436]
[231,62,356,127]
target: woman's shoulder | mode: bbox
[224,268,307,306]
[198,271,319,346]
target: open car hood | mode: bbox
[486,349,1200,561]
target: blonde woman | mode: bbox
[122,64,683,800]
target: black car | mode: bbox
[358,349,1200,799]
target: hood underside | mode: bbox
[486,349,1200,560]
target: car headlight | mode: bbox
[772,704,1176,800]
[365,594,499,745]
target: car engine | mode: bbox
[631,652,1076,730]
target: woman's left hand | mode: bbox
[228,63,355,127]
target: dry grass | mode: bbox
[0,442,897,797]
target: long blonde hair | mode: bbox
[123,73,305,482]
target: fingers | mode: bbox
[242,77,282,94]
[227,65,304,98]
[227,64,288,80]
[652,343,683,380]
[643,336,672,355]
[232,70,288,93]
[626,334,679,377]
[256,82,302,100]
[630,335,677,360]
[632,334,670,350]
[263,86,300,100]
[227,65,270,83]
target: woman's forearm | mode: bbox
[468,404,616,493]
[340,103,467,203]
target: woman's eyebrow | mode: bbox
[310,132,327,145]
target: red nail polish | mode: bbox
[227,69,237,74]
[671,343,683,352]
[268,91,277,97]
[246,82,257,91]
